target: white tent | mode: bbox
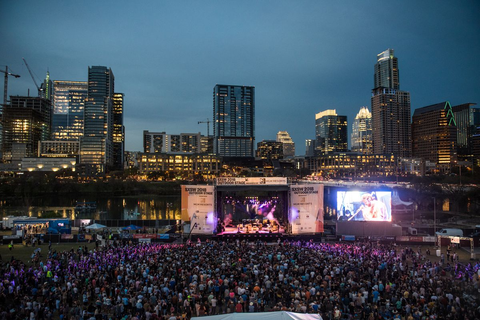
[192,312,322,320]
[85,223,107,230]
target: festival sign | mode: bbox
[289,184,324,234]
[181,185,215,234]
[216,177,288,186]
[132,234,158,239]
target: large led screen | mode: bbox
[337,191,392,221]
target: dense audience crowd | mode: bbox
[0,239,479,320]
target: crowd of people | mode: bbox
[0,238,479,320]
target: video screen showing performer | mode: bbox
[336,191,392,221]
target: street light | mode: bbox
[433,197,436,234]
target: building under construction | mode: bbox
[2,96,52,163]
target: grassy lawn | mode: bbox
[0,241,97,266]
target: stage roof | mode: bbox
[192,311,322,320]
[216,185,290,192]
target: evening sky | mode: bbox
[1,1,479,154]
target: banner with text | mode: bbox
[181,185,215,234]
[289,184,324,234]
[216,177,288,186]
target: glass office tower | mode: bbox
[112,93,125,170]
[452,103,479,162]
[412,101,457,167]
[315,109,347,155]
[51,80,87,141]
[80,66,114,175]
[351,106,373,154]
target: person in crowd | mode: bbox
[0,239,478,319]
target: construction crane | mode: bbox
[1,66,21,107]
[198,118,211,137]
[22,58,43,97]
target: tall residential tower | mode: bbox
[2,96,52,162]
[371,49,411,157]
[213,84,255,157]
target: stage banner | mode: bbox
[132,234,157,239]
[181,185,215,234]
[290,184,324,234]
[216,177,288,185]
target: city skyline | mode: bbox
[2,1,479,154]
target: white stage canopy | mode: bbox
[192,311,323,320]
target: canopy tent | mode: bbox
[192,312,322,320]
[85,223,107,230]
[392,192,413,206]
[122,224,142,231]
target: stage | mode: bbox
[182,179,325,238]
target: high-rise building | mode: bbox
[112,93,125,170]
[51,80,88,141]
[371,49,411,157]
[452,103,479,162]
[200,136,214,154]
[79,66,114,175]
[374,49,399,90]
[2,96,52,162]
[39,140,80,157]
[305,139,316,157]
[143,131,202,154]
[472,126,480,166]
[412,101,457,168]
[276,131,295,158]
[315,109,347,155]
[351,106,373,154]
[213,84,255,157]
[42,71,53,101]
[256,140,283,160]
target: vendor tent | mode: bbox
[192,312,322,320]
[85,223,107,230]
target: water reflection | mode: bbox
[0,195,181,221]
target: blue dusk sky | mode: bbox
[1,1,479,154]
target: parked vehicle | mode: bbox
[435,228,463,237]
[2,216,37,229]
[408,227,417,235]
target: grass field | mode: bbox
[0,242,97,266]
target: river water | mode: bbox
[0,195,181,221]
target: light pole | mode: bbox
[412,203,415,225]
[459,164,462,185]
[433,197,436,235]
